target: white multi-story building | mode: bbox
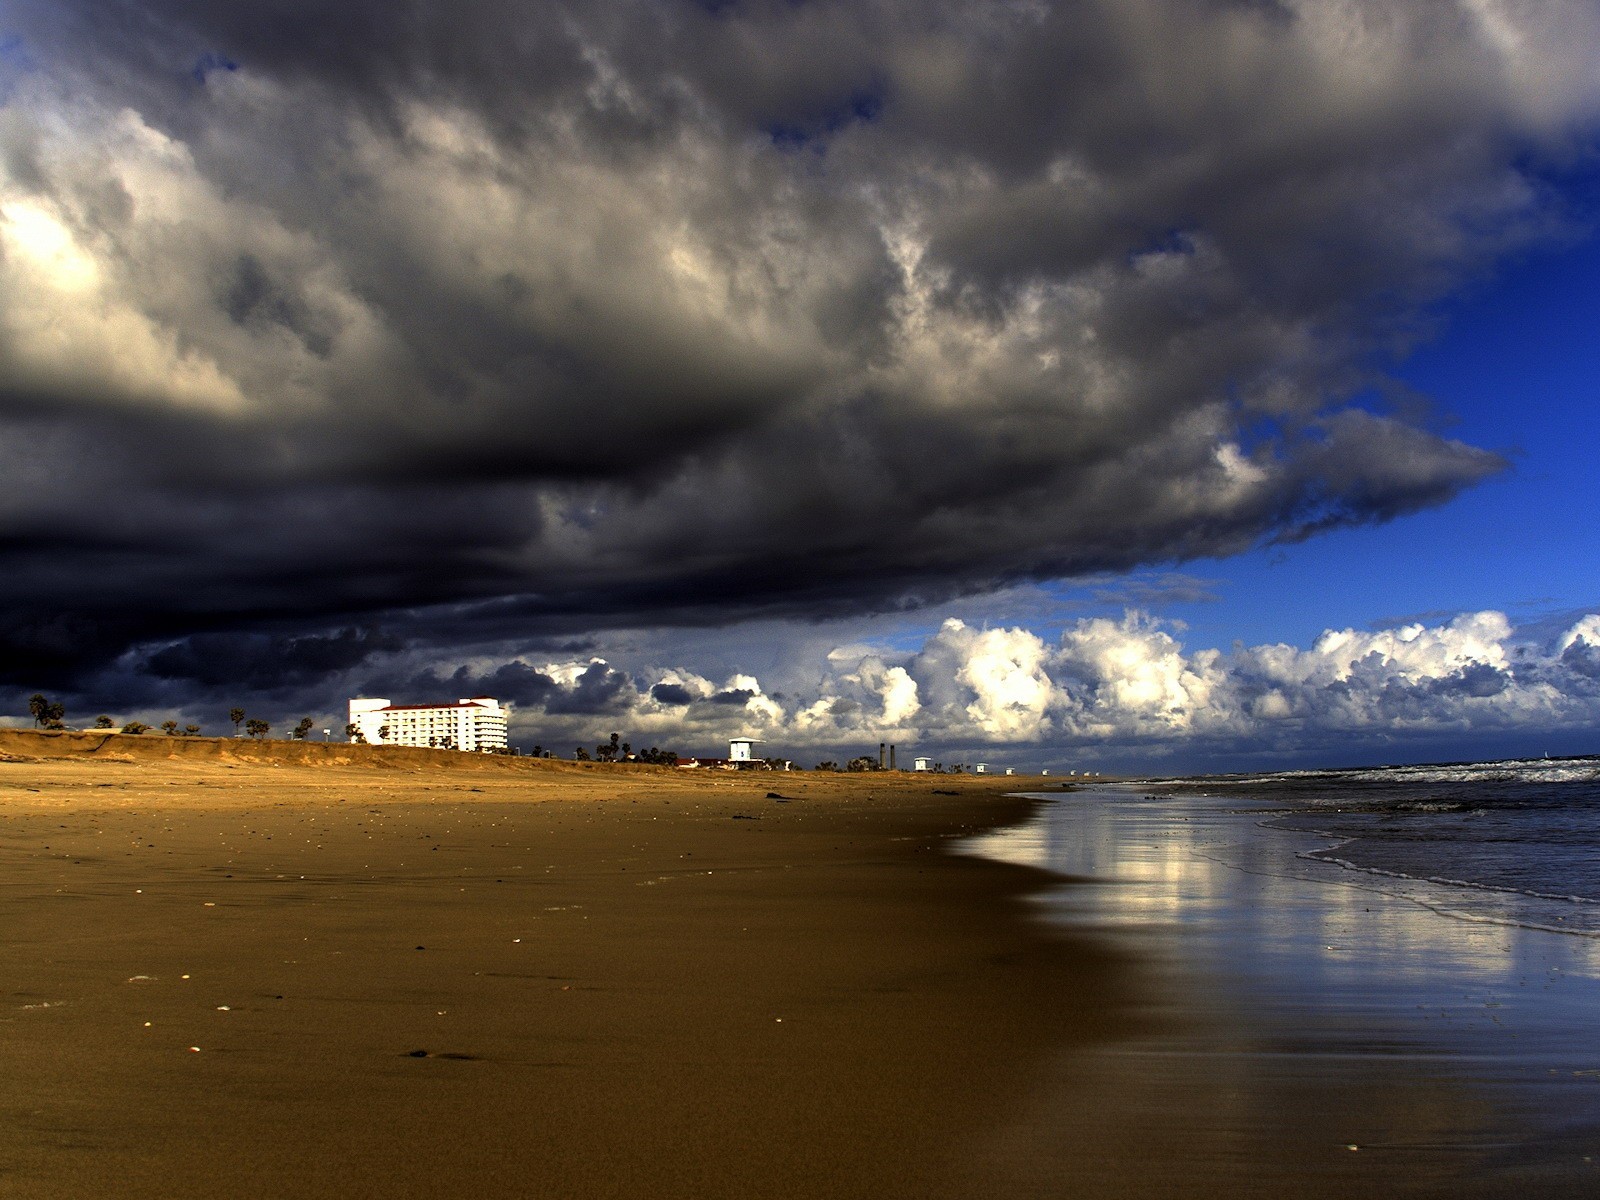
[348,697,509,753]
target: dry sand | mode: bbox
[0,730,1531,1198]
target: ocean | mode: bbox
[961,758,1600,1187]
[1156,755,1600,939]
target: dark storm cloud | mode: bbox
[542,661,635,716]
[1561,638,1600,680]
[2,0,1597,700]
[1427,661,1511,698]
[428,661,562,708]
[142,628,401,690]
[650,682,694,706]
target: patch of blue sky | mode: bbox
[1179,216,1600,653]
[764,79,885,152]
[191,52,239,87]
[686,0,827,18]
[0,33,37,101]
[1125,227,1200,266]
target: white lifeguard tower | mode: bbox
[729,737,758,763]
[913,756,932,772]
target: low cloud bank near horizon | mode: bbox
[3,1,1599,687]
[12,608,1600,770]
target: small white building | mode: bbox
[679,739,784,769]
[913,756,932,772]
[974,763,989,774]
[348,696,508,753]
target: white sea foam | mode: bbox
[1132,755,1600,940]
[1301,844,1600,912]
[1240,756,1600,788]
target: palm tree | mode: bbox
[27,694,65,729]
[230,708,245,736]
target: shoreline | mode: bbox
[965,786,1600,1198]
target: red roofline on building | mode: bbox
[376,701,495,712]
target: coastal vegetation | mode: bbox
[26,694,65,729]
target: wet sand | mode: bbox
[0,732,1569,1198]
[967,787,1600,1199]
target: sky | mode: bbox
[2,0,1599,773]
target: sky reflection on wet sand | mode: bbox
[962,789,1600,1193]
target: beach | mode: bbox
[2,732,1593,1197]
[0,732,1120,1199]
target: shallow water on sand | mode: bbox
[1162,757,1600,936]
[963,787,1600,1194]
